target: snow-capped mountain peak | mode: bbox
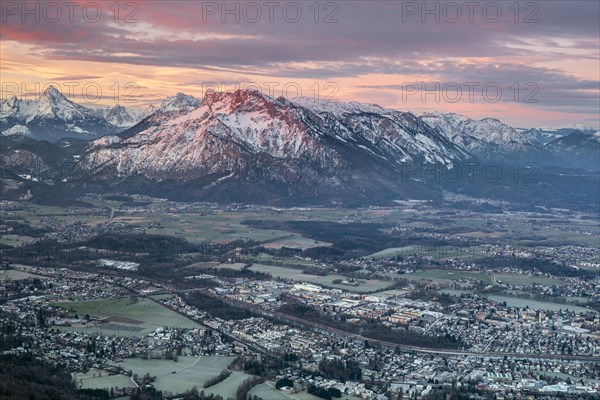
[157,92,201,113]
[420,111,543,162]
[294,97,388,116]
[34,85,90,122]
[40,85,64,101]
[1,87,204,140]
[536,123,596,132]
[0,86,117,141]
[78,89,469,205]
[96,104,144,129]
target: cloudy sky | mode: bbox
[1,0,599,128]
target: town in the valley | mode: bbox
[1,197,598,400]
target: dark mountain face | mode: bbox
[545,131,600,170]
[523,126,597,145]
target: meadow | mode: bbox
[402,269,568,287]
[248,381,362,400]
[113,356,247,398]
[367,245,480,260]
[249,263,392,292]
[402,269,494,285]
[14,203,599,252]
[76,356,249,396]
[440,290,593,313]
[75,369,136,390]
[491,272,566,286]
[53,297,200,337]
[0,234,35,247]
[0,269,44,280]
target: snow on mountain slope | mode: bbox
[81,90,343,179]
[522,125,598,145]
[0,87,202,141]
[157,92,201,112]
[545,131,600,170]
[0,86,90,123]
[294,97,389,115]
[0,86,118,141]
[294,97,469,165]
[96,105,145,129]
[421,111,546,162]
[82,90,466,176]
[78,90,468,204]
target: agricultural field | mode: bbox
[112,356,248,398]
[53,297,200,337]
[374,289,410,298]
[403,269,494,285]
[75,368,136,390]
[367,245,478,260]
[0,234,35,247]
[262,235,328,250]
[401,269,566,287]
[248,381,362,400]
[141,211,329,247]
[485,295,593,313]
[0,269,45,280]
[367,246,416,259]
[19,204,330,248]
[15,203,598,251]
[440,290,594,313]
[214,262,247,271]
[491,272,566,286]
[249,264,392,293]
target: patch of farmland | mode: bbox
[491,273,566,286]
[249,264,391,293]
[75,369,136,390]
[403,269,493,284]
[112,357,249,397]
[54,297,200,337]
[0,269,45,280]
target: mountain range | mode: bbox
[0,86,201,142]
[1,86,598,208]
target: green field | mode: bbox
[16,203,600,251]
[113,357,248,397]
[403,269,494,284]
[367,245,481,261]
[19,204,330,248]
[491,273,566,286]
[249,381,362,400]
[0,269,45,280]
[401,269,567,287]
[374,289,410,298]
[440,290,594,313]
[485,294,592,313]
[140,211,329,248]
[75,369,136,390]
[54,297,200,337]
[367,246,417,259]
[0,234,35,247]
[214,262,247,271]
[249,264,392,293]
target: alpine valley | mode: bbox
[1,86,598,210]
